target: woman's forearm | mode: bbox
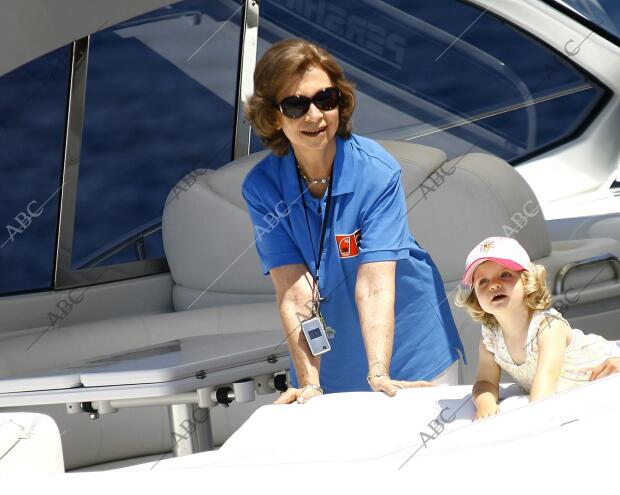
[278,294,321,386]
[355,262,396,375]
[270,265,322,388]
[358,309,394,373]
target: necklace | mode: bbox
[297,165,330,185]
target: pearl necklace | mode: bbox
[297,165,330,185]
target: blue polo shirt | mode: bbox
[242,135,464,393]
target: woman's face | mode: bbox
[275,66,339,157]
[473,261,526,316]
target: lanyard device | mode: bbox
[296,162,336,354]
[296,162,334,314]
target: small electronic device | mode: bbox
[301,316,331,356]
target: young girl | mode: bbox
[456,236,620,420]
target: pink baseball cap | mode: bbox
[462,237,531,287]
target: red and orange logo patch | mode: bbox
[336,229,361,258]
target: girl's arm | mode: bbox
[472,340,501,420]
[529,317,570,402]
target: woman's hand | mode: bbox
[589,357,620,381]
[368,375,434,396]
[274,385,323,404]
[474,403,499,421]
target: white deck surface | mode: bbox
[2,374,618,492]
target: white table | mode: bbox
[0,331,289,455]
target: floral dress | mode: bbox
[481,308,620,393]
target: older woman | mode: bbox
[242,39,465,404]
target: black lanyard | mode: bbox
[296,162,334,313]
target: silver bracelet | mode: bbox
[300,383,324,394]
[367,373,389,383]
[367,361,389,383]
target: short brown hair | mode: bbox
[455,263,551,329]
[245,39,355,156]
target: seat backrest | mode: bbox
[162,141,550,311]
[386,145,551,283]
[385,142,553,385]
[162,151,274,311]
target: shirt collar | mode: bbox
[281,136,356,205]
[331,136,356,196]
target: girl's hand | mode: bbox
[474,403,499,421]
[589,357,620,380]
[368,376,434,396]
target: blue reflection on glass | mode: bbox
[73,1,242,269]
[0,46,70,295]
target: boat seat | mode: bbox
[3,141,618,470]
[0,300,283,469]
[0,412,64,474]
[161,143,451,311]
[0,302,281,377]
[162,140,620,385]
[388,148,620,284]
[387,147,620,382]
[163,151,275,311]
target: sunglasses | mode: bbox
[276,87,340,119]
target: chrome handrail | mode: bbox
[553,254,620,295]
[74,217,163,270]
[113,10,203,31]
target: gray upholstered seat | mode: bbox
[161,142,456,311]
[161,140,620,384]
[382,143,620,383]
[163,151,274,311]
[3,141,618,470]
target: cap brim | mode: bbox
[462,257,527,286]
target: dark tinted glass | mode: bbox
[72,0,243,269]
[252,0,606,162]
[0,46,70,295]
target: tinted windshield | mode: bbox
[254,0,608,164]
[550,0,620,42]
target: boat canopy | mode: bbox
[0,0,174,77]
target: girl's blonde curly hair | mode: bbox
[455,262,551,329]
[245,38,355,157]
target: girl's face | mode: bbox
[473,261,526,316]
[275,66,339,157]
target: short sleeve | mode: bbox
[481,325,497,355]
[533,308,570,338]
[358,170,410,263]
[522,308,570,356]
[242,180,304,275]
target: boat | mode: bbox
[1,0,619,486]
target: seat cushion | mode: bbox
[0,413,64,474]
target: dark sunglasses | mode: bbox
[275,87,340,119]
